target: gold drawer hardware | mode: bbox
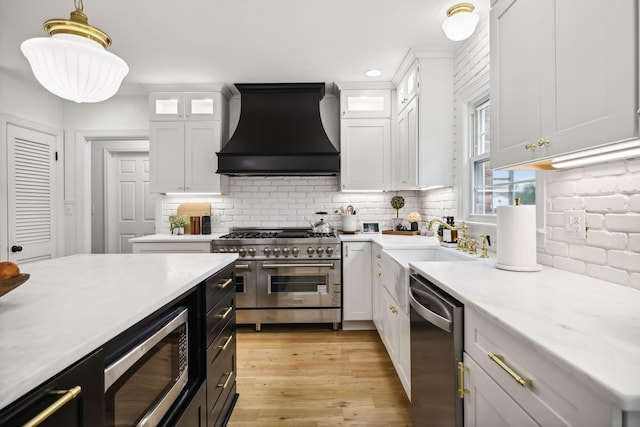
[219,334,233,351]
[524,142,536,151]
[389,305,397,314]
[376,254,381,259]
[24,386,82,427]
[488,352,532,387]
[218,371,234,389]
[216,306,233,319]
[457,362,469,399]
[217,278,233,289]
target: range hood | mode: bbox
[216,83,340,176]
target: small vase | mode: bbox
[173,227,184,235]
[410,222,418,231]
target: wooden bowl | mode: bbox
[0,273,30,297]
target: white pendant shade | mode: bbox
[21,34,129,103]
[442,4,480,41]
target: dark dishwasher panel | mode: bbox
[409,272,463,427]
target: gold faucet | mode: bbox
[456,221,468,251]
[427,218,461,232]
[468,239,478,255]
[479,234,490,258]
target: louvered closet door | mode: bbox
[7,124,57,263]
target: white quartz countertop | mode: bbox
[409,259,640,411]
[340,232,441,248]
[0,253,237,411]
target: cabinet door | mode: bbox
[340,119,391,191]
[463,354,538,427]
[184,93,221,121]
[175,381,207,427]
[342,242,372,321]
[340,90,391,118]
[150,93,186,120]
[397,64,418,113]
[372,246,384,331]
[394,97,418,189]
[490,0,549,168]
[185,121,228,193]
[150,121,186,193]
[397,307,411,399]
[0,350,104,427]
[381,287,398,361]
[542,0,638,157]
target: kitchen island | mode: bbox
[0,253,237,422]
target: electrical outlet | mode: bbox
[564,209,586,239]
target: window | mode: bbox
[470,100,535,216]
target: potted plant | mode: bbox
[170,215,189,235]
[390,196,405,230]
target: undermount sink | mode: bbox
[379,247,475,313]
[383,247,476,268]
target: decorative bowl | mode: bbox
[0,273,30,297]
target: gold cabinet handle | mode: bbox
[488,352,532,387]
[537,138,550,147]
[457,362,469,399]
[24,386,82,427]
[216,306,233,319]
[376,254,381,259]
[217,371,234,389]
[524,142,536,151]
[217,278,233,289]
[389,305,397,314]
[218,334,233,351]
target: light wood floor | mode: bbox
[227,325,412,427]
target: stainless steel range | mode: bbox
[211,227,341,331]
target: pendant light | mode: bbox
[20,0,129,103]
[442,3,480,42]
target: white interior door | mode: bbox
[106,151,155,253]
[7,124,57,263]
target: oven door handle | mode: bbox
[261,263,335,269]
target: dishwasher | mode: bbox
[409,270,463,427]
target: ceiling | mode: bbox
[0,0,489,96]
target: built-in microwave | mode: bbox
[104,306,189,427]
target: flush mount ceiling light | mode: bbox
[20,0,129,103]
[442,3,480,41]
[365,69,383,78]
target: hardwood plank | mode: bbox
[227,325,411,427]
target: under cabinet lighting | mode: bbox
[551,139,640,169]
[165,192,222,196]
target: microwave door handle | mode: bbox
[104,308,188,391]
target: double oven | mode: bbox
[211,228,341,331]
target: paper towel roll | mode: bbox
[496,205,541,271]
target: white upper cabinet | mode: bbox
[491,0,639,169]
[391,53,454,190]
[340,89,391,118]
[337,85,393,191]
[149,92,223,121]
[149,88,230,194]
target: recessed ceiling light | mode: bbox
[365,69,382,77]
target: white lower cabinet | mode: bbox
[131,241,212,253]
[342,241,372,321]
[372,245,384,331]
[464,307,620,427]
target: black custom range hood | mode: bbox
[216,83,340,176]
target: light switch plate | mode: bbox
[564,209,586,239]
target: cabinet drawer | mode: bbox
[206,290,235,347]
[465,308,614,426]
[207,317,236,366]
[207,347,236,426]
[205,265,235,311]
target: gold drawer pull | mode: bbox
[24,386,82,427]
[488,352,532,387]
[457,362,469,399]
[216,306,233,319]
[217,278,233,289]
[218,334,233,351]
[217,371,234,389]
[524,142,536,151]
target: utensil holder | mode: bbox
[343,214,358,232]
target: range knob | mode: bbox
[248,248,256,257]
[230,247,237,253]
[307,247,315,256]
[282,247,291,257]
[326,247,334,256]
[316,247,325,255]
[272,247,281,257]
[292,247,300,257]
[219,248,228,253]
[238,248,247,257]
[263,247,271,256]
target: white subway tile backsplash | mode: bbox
[583,195,628,212]
[568,244,606,264]
[607,250,640,272]
[630,273,640,290]
[586,265,629,286]
[576,177,618,195]
[551,197,584,211]
[604,213,640,232]
[552,257,586,274]
[586,230,628,250]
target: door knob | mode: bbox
[11,245,23,252]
